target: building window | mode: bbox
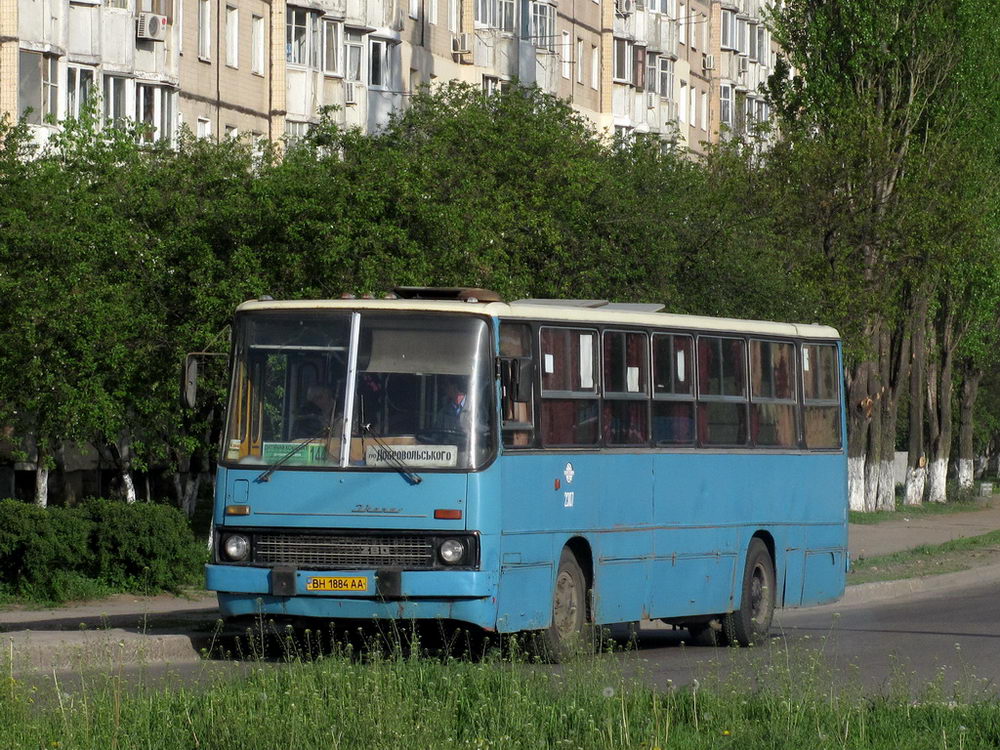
[748,21,757,61]
[529,2,554,51]
[449,0,459,32]
[323,20,340,74]
[689,85,696,128]
[757,26,766,66]
[483,75,501,96]
[136,83,174,143]
[678,81,686,123]
[105,0,128,9]
[561,31,571,78]
[429,0,438,25]
[500,0,515,31]
[287,7,320,66]
[17,51,58,125]
[678,3,685,45]
[645,52,657,92]
[345,30,364,81]
[701,90,708,130]
[67,66,96,120]
[369,38,395,88]
[252,15,265,75]
[103,75,129,128]
[198,0,211,59]
[226,6,239,67]
[197,117,212,139]
[720,9,734,50]
[658,56,673,99]
[591,44,599,89]
[409,0,420,19]
[736,17,747,54]
[612,38,632,83]
[720,83,733,127]
[576,38,584,83]
[476,0,514,30]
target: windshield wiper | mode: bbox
[361,422,423,485]
[255,435,323,483]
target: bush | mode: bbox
[0,498,204,603]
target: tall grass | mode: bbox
[4,622,1000,750]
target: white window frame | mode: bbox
[226,6,239,68]
[345,29,364,82]
[720,83,733,127]
[720,9,735,50]
[429,0,438,24]
[612,37,633,83]
[689,85,696,128]
[323,19,341,75]
[561,31,571,78]
[448,0,459,32]
[678,3,685,45]
[135,83,174,143]
[701,90,707,130]
[678,80,687,123]
[198,0,211,59]
[409,0,420,19]
[530,2,554,52]
[576,38,584,84]
[736,16,748,54]
[103,74,130,128]
[252,15,265,75]
[369,38,394,88]
[66,65,96,120]
[658,56,673,99]
[591,44,599,89]
[287,7,308,65]
[197,117,212,139]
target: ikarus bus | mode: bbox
[204,287,848,655]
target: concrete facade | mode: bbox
[0,0,778,148]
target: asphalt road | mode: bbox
[610,578,1000,698]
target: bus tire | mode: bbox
[540,548,591,661]
[685,620,728,647]
[723,538,775,646]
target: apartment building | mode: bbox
[0,0,777,149]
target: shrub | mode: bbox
[0,498,204,603]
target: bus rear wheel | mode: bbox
[723,538,775,646]
[539,549,591,661]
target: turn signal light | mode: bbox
[434,509,462,520]
[225,504,251,516]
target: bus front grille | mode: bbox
[255,533,436,569]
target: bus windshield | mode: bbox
[223,311,496,471]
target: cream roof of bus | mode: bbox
[236,298,840,340]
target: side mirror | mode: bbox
[181,354,199,409]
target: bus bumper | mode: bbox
[206,564,499,630]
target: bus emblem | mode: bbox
[564,463,575,484]
[352,504,402,514]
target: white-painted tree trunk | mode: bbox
[957,459,974,491]
[122,471,137,504]
[848,456,866,511]
[34,465,48,508]
[876,460,895,511]
[927,458,948,503]
[864,460,879,512]
[904,467,925,506]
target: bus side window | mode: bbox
[500,322,535,448]
[802,343,841,449]
[652,334,695,445]
[749,340,797,448]
[539,327,599,446]
[603,330,649,445]
[697,336,748,446]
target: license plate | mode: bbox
[306,576,368,592]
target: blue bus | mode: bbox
[205,287,847,655]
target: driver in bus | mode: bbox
[437,376,470,432]
[293,384,339,439]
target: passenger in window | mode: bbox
[294,384,338,438]
[437,376,469,431]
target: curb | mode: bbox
[3,628,204,675]
[839,561,1000,607]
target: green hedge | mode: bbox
[0,498,204,603]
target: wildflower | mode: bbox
[602,687,615,698]
[722,730,731,736]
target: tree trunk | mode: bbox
[957,366,982,492]
[904,294,929,505]
[34,460,48,508]
[927,304,956,503]
[121,470,137,504]
[847,359,877,512]
[875,319,911,511]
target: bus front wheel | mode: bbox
[540,549,591,661]
[723,538,775,646]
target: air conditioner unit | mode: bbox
[452,33,472,55]
[738,55,749,73]
[702,53,715,70]
[343,81,358,106]
[647,91,657,109]
[136,12,168,42]
[615,0,634,15]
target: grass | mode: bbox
[849,530,1000,584]
[3,626,1000,750]
[848,494,991,526]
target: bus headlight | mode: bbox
[222,534,250,562]
[438,538,466,565]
